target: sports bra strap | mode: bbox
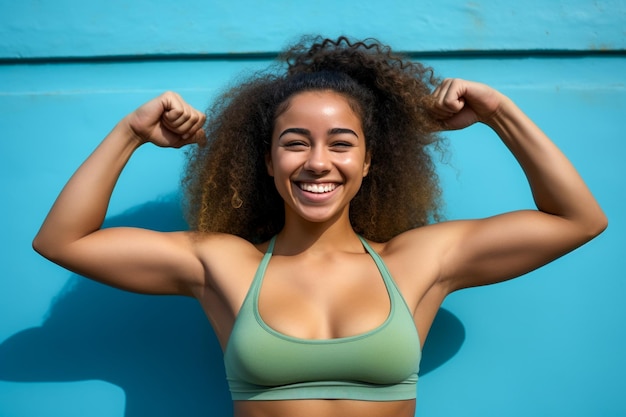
[249,235,276,293]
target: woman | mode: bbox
[33,37,607,417]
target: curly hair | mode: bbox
[182,35,445,243]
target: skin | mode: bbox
[33,80,607,417]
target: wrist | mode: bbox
[115,116,148,150]
[481,94,519,130]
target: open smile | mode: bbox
[296,182,339,194]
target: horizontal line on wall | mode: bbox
[0,49,624,65]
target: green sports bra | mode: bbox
[223,236,421,401]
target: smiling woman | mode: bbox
[268,91,370,225]
[32,36,607,417]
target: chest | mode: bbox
[223,252,422,396]
[256,254,393,340]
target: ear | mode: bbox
[362,151,371,177]
[265,153,274,177]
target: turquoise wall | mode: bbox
[1,1,624,416]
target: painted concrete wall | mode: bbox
[2,0,625,57]
[1,1,624,416]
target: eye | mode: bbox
[282,140,309,150]
[330,141,354,150]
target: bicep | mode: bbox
[439,210,594,292]
[40,227,205,296]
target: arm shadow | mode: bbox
[0,195,464,416]
[420,308,466,376]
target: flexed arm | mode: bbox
[427,79,607,291]
[33,92,207,295]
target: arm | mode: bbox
[32,92,207,296]
[428,79,607,292]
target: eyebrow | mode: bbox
[278,127,359,139]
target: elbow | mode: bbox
[594,213,609,237]
[582,210,608,242]
[32,234,48,259]
[32,233,59,262]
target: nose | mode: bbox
[304,146,331,174]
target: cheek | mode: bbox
[336,153,368,174]
[333,150,362,165]
[268,151,297,180]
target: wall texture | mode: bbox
[1,1,624,416]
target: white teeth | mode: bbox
[299,183,337,193]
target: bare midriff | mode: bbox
[233,399,416,417]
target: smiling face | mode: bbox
[267,90,371,226]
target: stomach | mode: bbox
[233,399,416,417]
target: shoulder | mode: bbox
[375,220,472,259]
[366,221,476,295]
[189,232,269,289]
[190,232,267,267]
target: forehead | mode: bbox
[275,90,362,124]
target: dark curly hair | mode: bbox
[182,35,445,243]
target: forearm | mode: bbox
[487,96,607,233]
[33,119,142,257]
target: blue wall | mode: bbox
[1,1,624,416]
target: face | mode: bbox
[267,90,371,225]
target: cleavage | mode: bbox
[256,253,391,340]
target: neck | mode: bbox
[276,210,363,256]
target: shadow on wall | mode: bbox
[0,197,465,417]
